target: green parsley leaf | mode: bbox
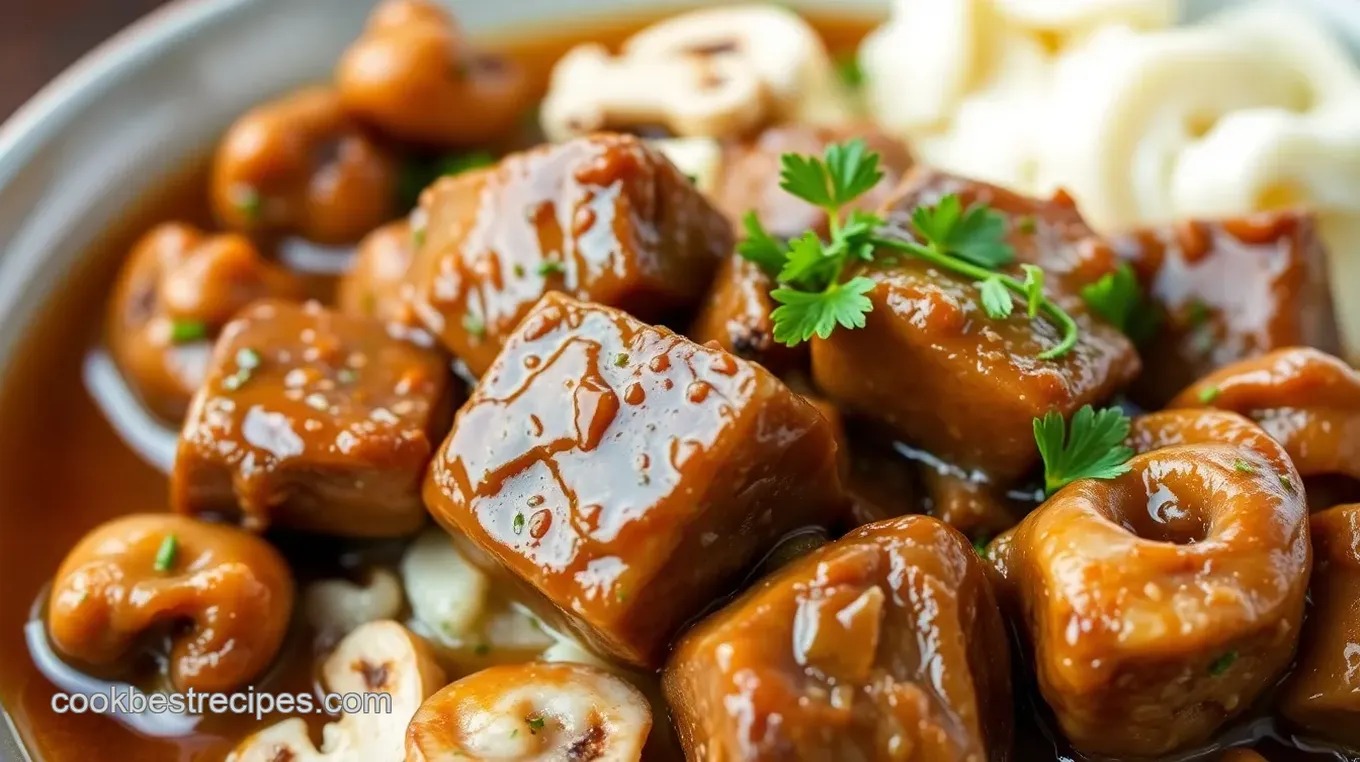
[972,535,991,556]
[977,276,1014,320]
[835,52,864,89]
[1020,264,1045,319]
[526,716,546,733]
[1280,473,1294,492]
[1234,459,1255,474]
[1209,651,1237,676]
[169,319,208,344]
[153,534,178,572]
[613,352,629,368]
[778,231,840,288]
[778,138,882,210]
[770,277,874,346]
[736,211,787,279]
[1081,263,1145,334]
[437,151,495,177]
[911,195,1015,268]
[1197,385,1221,404]
[823,139,883,207]
[512,513,525,535]
[536,260,565,277]
[1033,405,1135,496]
[779,153,834,208]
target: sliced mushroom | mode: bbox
[47,514,293,693]
[304,567,404,638]
[539,43,767,142]
[228,620,445,762]
[622,5,849,125]
[400,529,490,642]
[405,662,651,762]
[541,5,851,142]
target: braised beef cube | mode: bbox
[714,124,911,239]
[423,293,846,668]
[411,133,732,376]
[172,300,454,537]
[664,515,1013,760]
[336,219,435,346]
[812,258,1139,482]
[690,125,910,368]
[107,223,305,421]
[884,167,1121,297]
[1112,211,1340,407]
[689,254,801,371]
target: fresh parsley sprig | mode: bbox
[1080,262,1160,344]
[1033,404,1134,496]
[736,140,1080,359]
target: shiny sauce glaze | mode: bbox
[0,7,1351,762]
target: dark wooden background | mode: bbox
[0,0,175,120]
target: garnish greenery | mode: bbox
[1080,262,1159,343]
[153,534,178,572]
[536,260,565,277]
[736,140,1079,358]
[1209,650,1237,676]
[398,151,496,209]
[169,319,208,344]
[1197,385,1221,404]
[1033,405,1134,496]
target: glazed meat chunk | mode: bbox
[691,125,910,369]
[989,410,1310,757]
[1172,347,1360,506]
[812,171,1138,481]
[813,259,1138,482]
[423,293,845,668]
[882,168,1121,295]
[411,133,732,376]
[107,223,304,421]
[1114,211,1340,406]
[336,219,433,345]
[664,515,1012,761]
[172,300,454,537]
[1280,504,1360,746]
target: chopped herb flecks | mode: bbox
[153,534,178,572]
[169,319,208,344]
[1209,651,1237,676]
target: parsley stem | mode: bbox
[873,237,1079,360]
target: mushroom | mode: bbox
[405,662,651,762]
[539,43,767,143]
[400,529,490,642]
[336,0,531,147]
[47,514,293,693]
[540,4,851,142]
[622,5,849,126]
[211,87,400,245]
[304,567,404,638]
[228,620,445,762]
[107,223,304,421]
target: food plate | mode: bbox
[1,1,1359,760]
